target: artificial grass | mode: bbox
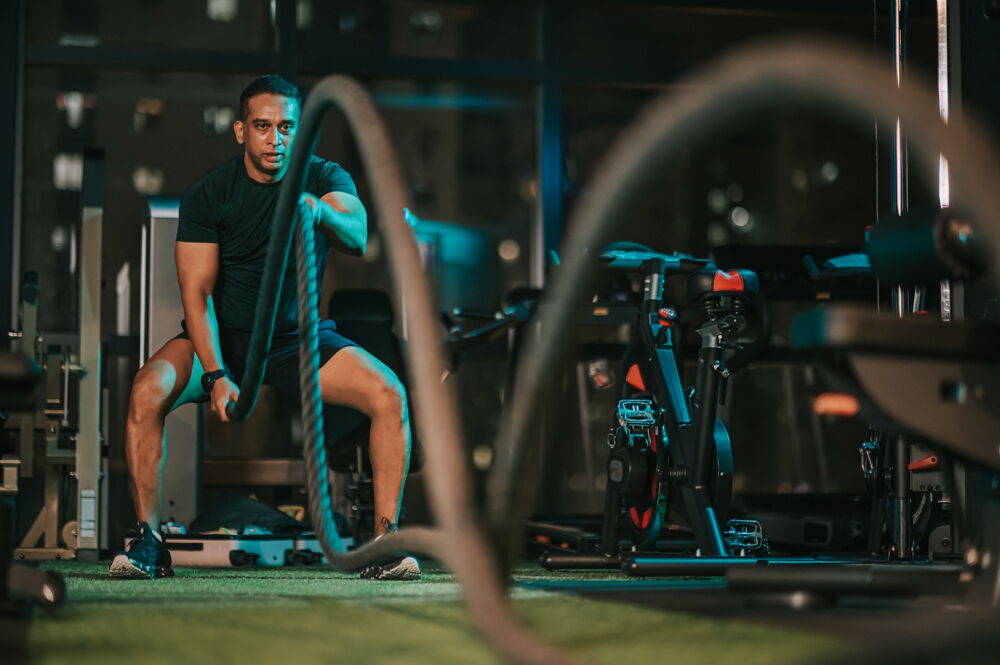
[28,561,841,665]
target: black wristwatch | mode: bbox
[201,368,228,395]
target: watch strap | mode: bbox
[201,368,228,394]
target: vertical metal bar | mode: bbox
[18,281,37,477]
[892,433,911,558]
[76,148,105,557]
[0,496,14,603]
[937,0,952,320]
[533,1,562,288]
[891,0,908,217]
[574,361,597,511]
[1,0,24,337]
[889,0,912,561]
[43,465,58,549]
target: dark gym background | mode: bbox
[3,0,1000,532]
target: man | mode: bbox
[109,74,419,580]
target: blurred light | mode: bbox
[50,226,69,251]
[410,9,443,34]
[58,34,99,47]
[56,92,96,129]
[726,183,744,202]
[521,177,538,203]
[203,105,236,135]
[53,153,83,191]
[791,168,808,191]
[707,188,727,214]
[472,445,493,470]
[269,0,312,27]
[132,166,165,195]
[820,161,839,183]
[206,0,238,22]
[371,93,521,111]
[297,0,313,29]
[498,239,521,262]
[339,12,358,33]
[134,97,164,133]
[70,227,77,275]
[707,222,729,245]
[729,206,753,232]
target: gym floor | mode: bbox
[16,559,989,665]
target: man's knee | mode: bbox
[128,364,177,423]
[370,372,407,423]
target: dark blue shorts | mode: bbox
[175,319,357,400]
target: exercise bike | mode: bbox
[540,244,771,571]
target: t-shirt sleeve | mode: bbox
[309,157,359,199]
[176,184,219,243]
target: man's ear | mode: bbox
[233,119,245,145]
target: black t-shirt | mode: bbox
[177,155,358,332]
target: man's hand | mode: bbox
[299,190,366,255]
[211,377,240,423]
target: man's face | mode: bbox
[233,93,300,181]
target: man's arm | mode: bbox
[305,191,368,256]
[175,241,239,421]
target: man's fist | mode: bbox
[211,376,240,423]
[298,192,321,226]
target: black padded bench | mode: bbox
[790,304,1000,471]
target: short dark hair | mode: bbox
[239,74,301,120]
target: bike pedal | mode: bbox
[617,399,656,428]
[723,519,769,556]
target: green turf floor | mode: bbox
[27,561,843,665]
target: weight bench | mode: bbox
[790,304,1000,472]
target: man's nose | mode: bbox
[270,127,283,145]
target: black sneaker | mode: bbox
[108,523,174,579]
[359,518,422,581]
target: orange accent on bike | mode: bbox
[626,364,645,391]
[908,455,939,471]
[812,393,860,416]
[713,270,745,292]
[629,506,652,529]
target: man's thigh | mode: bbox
[318,346,400,413]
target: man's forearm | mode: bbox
[314,195,367,255]
[182,294,226,374]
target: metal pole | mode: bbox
[1,0,24,337]
[533,1,562,288]
[889,0,912,560]
[76,148,104,558]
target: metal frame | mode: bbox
[75,148,104,558]
[1,0,23,338]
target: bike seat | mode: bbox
[685,267,760,302]
[599,249,710,273]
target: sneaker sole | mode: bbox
[364,557,422,581]
[108,554,155,579]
